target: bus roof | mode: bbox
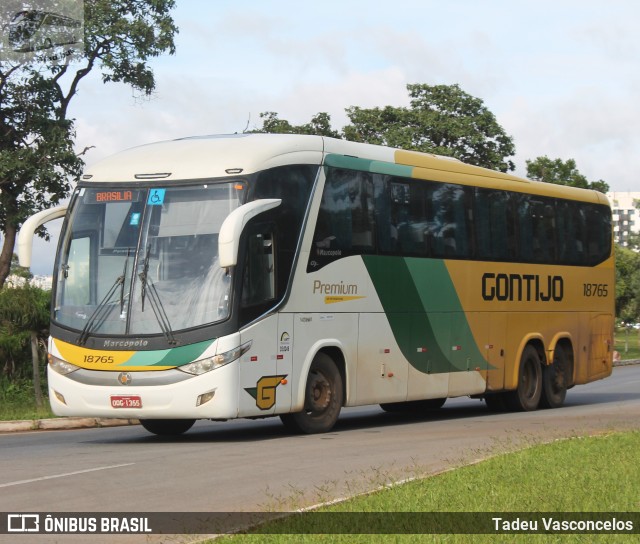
[82,133,608,205]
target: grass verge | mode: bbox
[0,378,53,421]
[615,328,640,360]
[215,431,640,543]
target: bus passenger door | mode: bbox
[275,313,294,413]
[238,228,280,417]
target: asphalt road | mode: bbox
[1,365,639,541]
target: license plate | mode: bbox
[110,395,142,408]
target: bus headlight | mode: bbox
[178,341,252,376]
[48,354,80,375]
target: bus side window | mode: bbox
[313,168,375,254]
[586,204,611,265]
[557,201,586,265]
[475,188,517,261]
[428,183,471,259]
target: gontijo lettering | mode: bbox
[482,273,564,302]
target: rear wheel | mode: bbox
[139,419,195,436]
[505,345,542,411]
[280,353,343,434]
[540,345,569,408]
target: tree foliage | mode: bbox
[0,285,50,406]
[257,111,340,138]
[0,0,178,289]
[525,156,609,193]
[615,245,640,324]
[255,84,516,172]
[344,84,516,172]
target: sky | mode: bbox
[20,0,640,274]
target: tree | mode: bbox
[0,0,178,289]
[256,84,516,172]
[5,253,33,287]
[0,286,50,407]
[255,111,340,138]
[525,156,609,192]
[343,84,516,172]
[615,245,640,325]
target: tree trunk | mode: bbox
[0,223,17,289]
[31,331,44,409]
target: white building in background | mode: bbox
[5,274,53,290]
[607,192,640,248]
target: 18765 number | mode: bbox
[583,283,608,297]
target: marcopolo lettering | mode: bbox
[482,273,564,302]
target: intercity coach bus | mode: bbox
[17,134,614,435]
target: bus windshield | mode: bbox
[54,182,245,338]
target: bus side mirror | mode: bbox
[17,205,68,268]
[219,199,281,267]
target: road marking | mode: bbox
[0,463,135,488]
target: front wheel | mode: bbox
[140,419,195,436]
[505,345,542,411]
[280,353,343,434]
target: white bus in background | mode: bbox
[6,9,81,52]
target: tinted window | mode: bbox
[307,165,611,270]
[475,188,516,260]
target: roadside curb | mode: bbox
[0,417,139,434]
[1,360,638,434]
[613,358,640,367]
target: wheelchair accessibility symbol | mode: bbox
[147,189,166,205]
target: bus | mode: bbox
[5,9,81,53]
[17,134,614,435]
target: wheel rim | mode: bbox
[305,370,332,413]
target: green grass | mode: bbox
[615,328,640,361]
[214,431,640,543]
[0,378,53,421]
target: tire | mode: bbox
[380,398,446,413]
[505,345,542,411]
[140,419,195,436]
[280,353,343,434]
[540,345,568,409]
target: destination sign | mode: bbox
[84,190,141,204]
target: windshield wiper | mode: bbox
[77,274,125,346]
[138,245,177,345]
[78,252,132,346]
[119,248,131,315]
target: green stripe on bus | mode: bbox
[324,154,413,177]
[362,255,491,374]
[124,339,214,368]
